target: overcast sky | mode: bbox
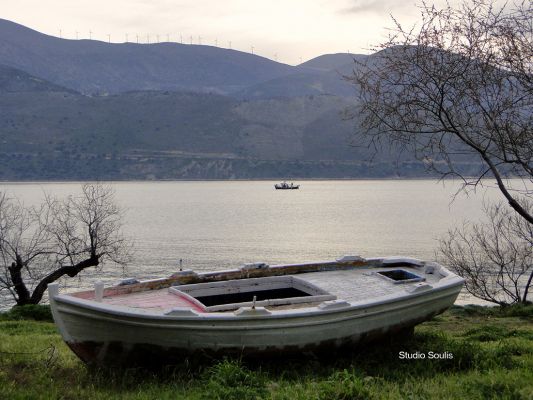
[4,0,460,65]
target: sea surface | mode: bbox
[0,179,507,308]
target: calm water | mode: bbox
[0,180,504,308]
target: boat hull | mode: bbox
[51,283,461,366]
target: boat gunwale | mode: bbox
[68,261,345,299]
[66,257,437,301]
[52,275,464,326]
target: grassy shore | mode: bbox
[0,304,532,400]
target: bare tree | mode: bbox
[347,0,532,304]
[347,0,532,223]
[0,184,130,306]
[441,202,532,305]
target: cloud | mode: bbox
[338,0,405,15]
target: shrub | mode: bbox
[0,305,53,322]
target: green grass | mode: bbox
[0,305,532,399]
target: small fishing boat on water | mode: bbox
[48,255,464,366]
[275,181,299,190]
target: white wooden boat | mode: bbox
[48,256,464,366]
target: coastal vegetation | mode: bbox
[0,304,531,399]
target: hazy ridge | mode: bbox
[0,19,481,180]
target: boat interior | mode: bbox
[65,257,452,315]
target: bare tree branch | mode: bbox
[347,0,532,223]
[0,183,131,306]
[440,201,532,305]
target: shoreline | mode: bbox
[0,176,499,184]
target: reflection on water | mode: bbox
[0,180,505,308]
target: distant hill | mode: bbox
[236,70,357,99]
[236,53,369,99]
[0,81,447,180]
[298,53,365,72]
[0,88,355,159]
[0,20,372,99]
[0,64,76,93]
[0,19,294,95]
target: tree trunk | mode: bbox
[28,255,100,305]
[479,153,533,225]
[8,259,31,305]
[523,270,533,304]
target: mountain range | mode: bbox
[0,19,477,180]
[0,18,359,97]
